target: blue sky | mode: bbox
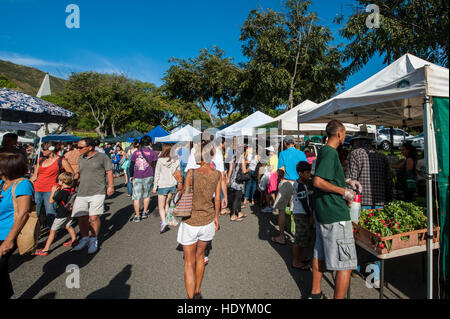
[0,0,386,95]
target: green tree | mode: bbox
[239,0,346,112]
[0,74,17,89]
[335,0,449,75]
[64,72,111,139]
[163,46,240,125]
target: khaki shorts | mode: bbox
[314,220,357,271]
[273,180,294,211]
[51,217,75,231]
[72,195,106,217]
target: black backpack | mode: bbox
[60,187,77,214]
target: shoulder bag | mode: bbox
[173,169,194,218]
[11,179,41,255]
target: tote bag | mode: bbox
[11,179,41,255]
[173,170,194,218]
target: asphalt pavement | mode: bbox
[8,178,439,299]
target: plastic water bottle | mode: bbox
[349,195,362,223]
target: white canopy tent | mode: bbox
[274,99,363,134]
[300,54,448,127]
[154,124,201,143]
[217,111,274,137]
[298,53,449,299]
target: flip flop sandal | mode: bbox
[230,218,244,222]
[63,240,74,247]
[271,237,287,245]
[34,250,49,256]
[238,214,248,219]
[292,263,311,271]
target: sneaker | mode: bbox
[307,292,325,299]
[72,236,90,251]
[160,221,168,234]
[133,216,141,223]
[141,211,150,219]
[88,237,98,254]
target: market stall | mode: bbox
[154,124,201,143]
[130,125,170,143]
[258,99,362,135]
[40,133,81,143]
[299,53,449,299]
[217,111,274,137]
[101,130,143,143]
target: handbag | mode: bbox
[173,170,194,218]
[121,158,130,170]
[236,164,250,183]
[11,179,41,255]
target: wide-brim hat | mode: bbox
[350,134,372,142]
[265,146,275,153]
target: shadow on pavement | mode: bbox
[18,249,95,299]
[86,264,132,299]
[252,204,314,298]
[99,205,134,243]
[38,292,56,299]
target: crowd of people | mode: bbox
[0,123,422,299]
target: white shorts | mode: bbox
[177,221,215,246]
[72,195,106,218]
[51,217,74,231]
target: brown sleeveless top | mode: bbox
[183,167,220,227]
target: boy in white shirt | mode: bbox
[291,161,314,270]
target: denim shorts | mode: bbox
[157,186,177,196]
[314,220,358,271]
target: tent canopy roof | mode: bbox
[217,111,274,137]
[299,54,449,127]
[154,125,201,143]
[40,133,81,143]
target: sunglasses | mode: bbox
[77,146,88,149]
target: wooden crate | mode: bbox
[352,222,440,255]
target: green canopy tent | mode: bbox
[101,130,143,143]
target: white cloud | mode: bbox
[0,51,164,85]
[0,52,72,68]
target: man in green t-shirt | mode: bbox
[309,120,361,299]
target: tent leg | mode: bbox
[423,95,434,299]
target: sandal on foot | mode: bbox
[271,236,286,245]
[230,217,244,222]
[34,249,49,256]
[63,240,74,247]
[292,263,311,271]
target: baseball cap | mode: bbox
[285,136,295,145]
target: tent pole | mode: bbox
[297,117,300,148]
[423,95,434,299]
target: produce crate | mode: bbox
[352,222,440,255]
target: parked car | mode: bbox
[406,132,424,151]
[376,128,414,151]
